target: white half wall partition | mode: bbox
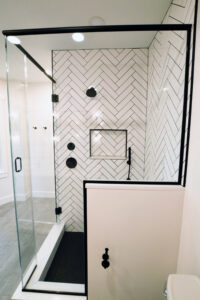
[86,183,184,300]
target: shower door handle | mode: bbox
[14,157,22,173]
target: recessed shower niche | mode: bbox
[90,129,127,159]
[3,10,195,297]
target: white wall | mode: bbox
[0,79,31,204]
[0,79,55,205]
[177,3,200,275]
[87,184,184,300]
[0,80,13,205]
[9,80,32,201]
[26,82,55,198]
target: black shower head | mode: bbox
[86,86,97,97]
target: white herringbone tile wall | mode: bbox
[144,0,195,182]
[53,0,195,230]
[53,49,148,230]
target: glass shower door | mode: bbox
[5,38,37,288]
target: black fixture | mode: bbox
[127,147,131,180]
[55,207,62,215]
[86,87,97,98]
[2,24,193,186]
[67,142,75,150]
[52,94,59,102]
[33,126,37,130]
[43,126,47,130]
[13,44,56,83]
[101,248,110,269]
[66,157,77,169]
[14,157,22,173]
[2,24,192,36]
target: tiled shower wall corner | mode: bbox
[144,31,186,181]
[53,49,148,230]
[144,0,195,181]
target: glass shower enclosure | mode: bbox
[4,24,191,296]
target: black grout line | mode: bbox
[172,3,186,9]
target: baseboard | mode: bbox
[0,194,13,206]
[15,191,31,201]
[32,191,55,198]
[0,191,55,205]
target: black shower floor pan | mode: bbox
[44,231,85,284]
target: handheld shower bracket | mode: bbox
[127,147,131,180]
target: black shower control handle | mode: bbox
[102,248,109,260]
[127,147,131,165]
[102,248,110,269]
[102,259,110,269]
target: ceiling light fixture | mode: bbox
[89,16,105,26]
[72,32,84,42]
[7,36,21,45]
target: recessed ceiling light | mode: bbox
[72,32,84,42]
[89,16,105,26]
[7,36,21,45]
[45,69,52,76]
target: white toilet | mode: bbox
[167,274,200,300]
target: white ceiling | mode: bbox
[0,0,172,82]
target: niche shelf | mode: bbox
[89,129,127,160]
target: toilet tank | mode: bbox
[167,274,200,300]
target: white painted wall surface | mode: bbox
[26,83,55,198]
[0,79,13,205]
[9,80,32,201]
[87,184,184,300]
[177,3,200,276]
[0,79,32,203]
[0,80,55,205]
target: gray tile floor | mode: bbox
[0,198,55,300]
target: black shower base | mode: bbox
[44,232,85,284]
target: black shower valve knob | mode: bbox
[102,248,110,269]
[102,260,110,269]
[67,142,75,150]
[102,252,109,260]
[66,157,77,169]
[86,86,97,97]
